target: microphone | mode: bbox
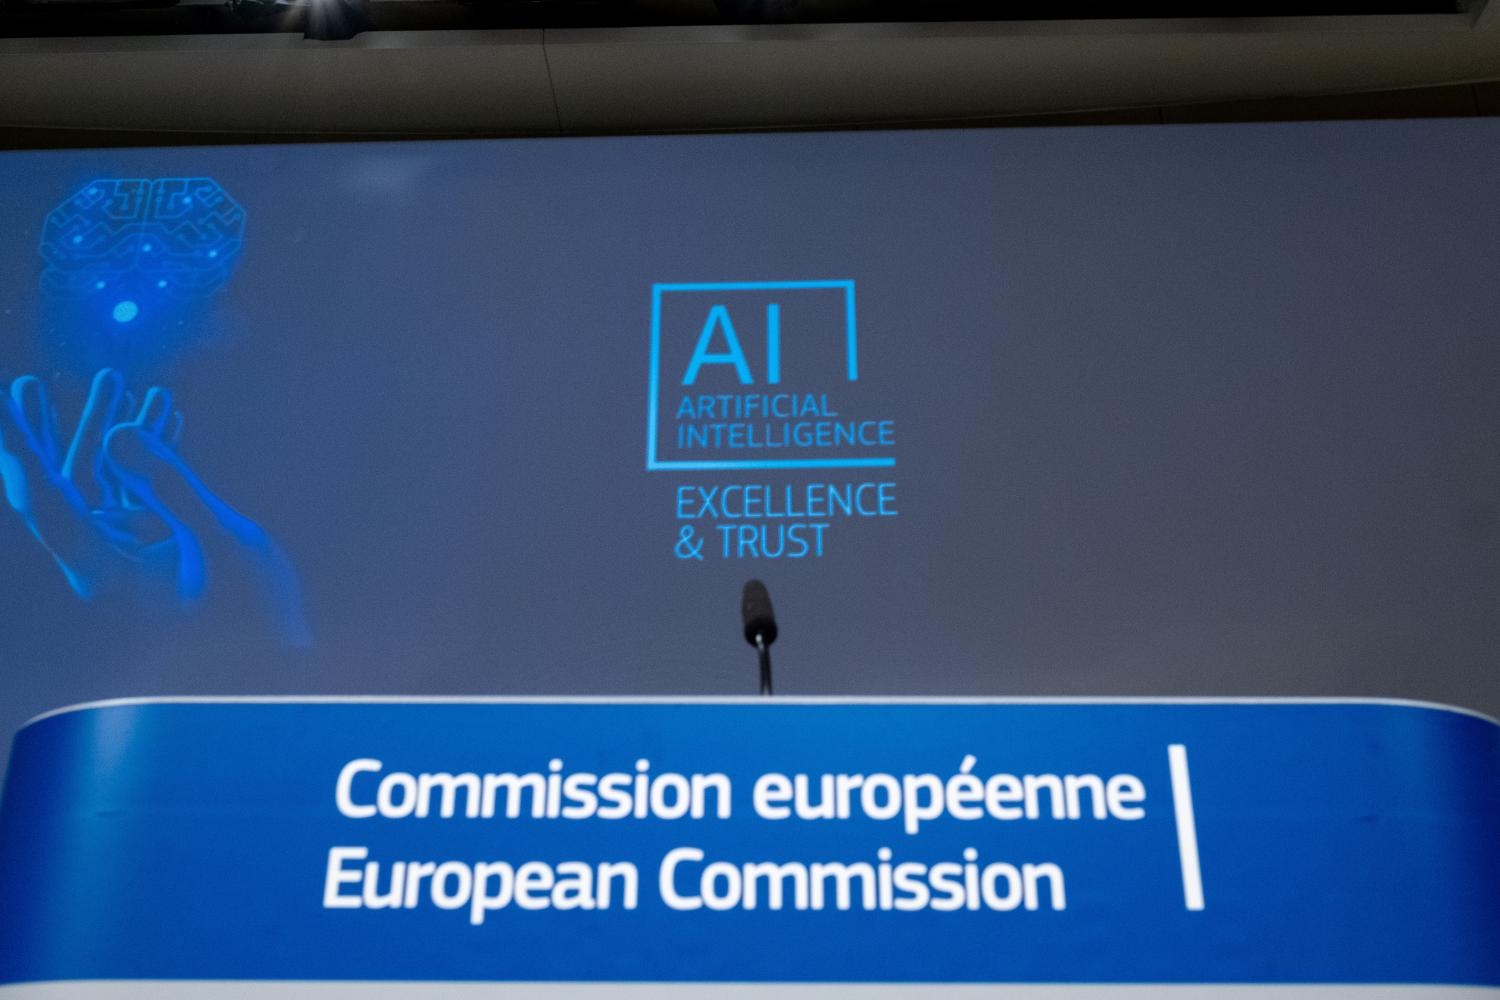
[741,579,778,696]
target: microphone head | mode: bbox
[741,579,778,647]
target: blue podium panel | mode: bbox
[1,698,1498,994]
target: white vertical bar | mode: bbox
[1167,743,1205,911]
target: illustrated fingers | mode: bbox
[62,368,125,504]
[88,509,154,558]
[0,407,20,513]
[10,376,59,469]
[102,424,208,600]
[103,420,310,646]
[114,387,172,511]
[0,395,104,596]
[134,387,174,438]
[116,391,137,507]
[107,422,264,546]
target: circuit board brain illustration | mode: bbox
[39,178,244,326]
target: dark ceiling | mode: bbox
[0,0,1476,40]
[0,1,1495,139]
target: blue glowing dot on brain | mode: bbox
[39,178,245,299]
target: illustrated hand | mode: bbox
[0,369,310,646]
[1,369,144,596]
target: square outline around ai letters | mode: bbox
[646,280,893,472]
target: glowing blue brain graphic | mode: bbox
[39,178,244,324]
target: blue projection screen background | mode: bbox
[1,121,1499,775]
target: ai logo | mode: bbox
[649,280,900,560]
[646,280,894,472]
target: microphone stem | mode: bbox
[756,633,773,697]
